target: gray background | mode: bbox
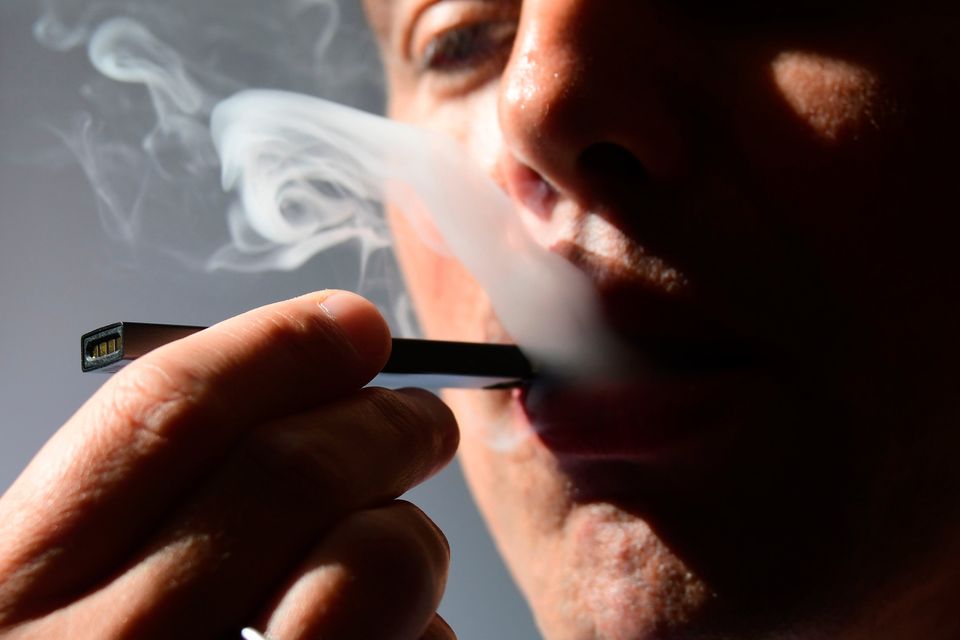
[0,1,539,637]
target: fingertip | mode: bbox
[421,613,457,640]
[388,499,451,559]
[315,290,392,370]
[394,388,461,466]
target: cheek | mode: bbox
[386,83,512,342]
[459,89,504,173]
[770,51,881,143]
[392,80,505,174]
[386,204,496,342]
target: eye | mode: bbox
[405,1,520,82]
[418,20,517,74]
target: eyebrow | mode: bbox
[364,0,515,37]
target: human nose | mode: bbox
[498,0,692,213]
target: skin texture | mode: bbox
[0,292,458,639]
[2,3,959,639]
[365,0,960,638]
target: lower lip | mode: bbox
[518,368,760,462]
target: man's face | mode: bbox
[364,1,960,637]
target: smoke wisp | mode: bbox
[213,90,617,372]
[35,0,385,272]
[35,0,621,373]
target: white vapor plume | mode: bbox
[34,0,620,372]
[89,18,207,119]
[212,91,617,372]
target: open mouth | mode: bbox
[516,250,770,461]
[518,359,765,467]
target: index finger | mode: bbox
[0,291,390,605]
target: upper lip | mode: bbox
[517,270,767,458]
[499,152,770,378]
[549,239,764,377]
[500,156,780,461]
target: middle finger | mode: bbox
[76,387,458,638]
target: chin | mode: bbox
[529,501,714,640]
[447,389,719,640]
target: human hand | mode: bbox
[0,292,458,639]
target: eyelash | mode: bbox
[417,20,517,76]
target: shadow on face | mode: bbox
[364,0,960,637]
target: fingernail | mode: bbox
[318,291,391,365]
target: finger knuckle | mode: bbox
[238,424,350,510]
[245,306,356,374]
[98,359,213,448]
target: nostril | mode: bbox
[578,142,648,186]
[503,156,560,220]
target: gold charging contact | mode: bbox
[86,336,122,361]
